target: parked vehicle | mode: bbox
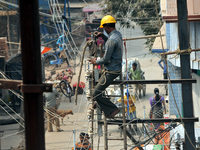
[43,48,81,71]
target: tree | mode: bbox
[102,0,163,50]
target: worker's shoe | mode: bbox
[106,108,120,119]
[92,102,97,109]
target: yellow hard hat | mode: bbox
[99,15,116,28]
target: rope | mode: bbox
[169,45,192,59]
[74,41,91,105]
[0,98,24,121]
[99,69,121,86]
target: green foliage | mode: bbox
[102,0,163,50]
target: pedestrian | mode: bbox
[88,15,122,118]
[115,90,137,133]
[149,88,166,129]
[56,32,70,67]
[158,56,168,95]
[130,62,142,98]
[72,132,91,150]
[44,81,62,132]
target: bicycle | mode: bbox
[58,69,74,102]
[43,47,81,71]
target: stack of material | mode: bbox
[0,37,9,60]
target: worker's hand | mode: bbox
[162,67,164,69]
[93,31,104,38]
[87,56,97,65]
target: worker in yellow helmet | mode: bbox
[88,15,123,118]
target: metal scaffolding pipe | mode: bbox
[19,0,45,149]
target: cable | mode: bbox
[0,105,24,128]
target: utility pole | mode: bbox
[176,0,196,149]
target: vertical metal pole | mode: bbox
[88,62,90,70]
[120,74,127,150]
[103,113,108,150]
[91,65,95,150]
[19,0,45,149]
[7,10,11,55]
[162,139,165,150]
[64,0,66,17]
[176,0,195,149]
[73,130,76,149]
[85,60,86,71]
[66,0,71,32]
[53,0,55,21]
[143,106,146,150]
[97,135,100,150]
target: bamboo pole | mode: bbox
[160,48,200,56]
[123,34,165,41]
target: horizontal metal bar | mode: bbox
[110,79,196,85]
[108,95,121,97]
[0,79,52,92]
[107,138,124,140]
[20,83,52,93]
[0,79,21,90]
[98,117,199,125]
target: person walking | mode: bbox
[44,81,62,132]
[149,88,166,129]
[56,32,70,67]
[115,90,137,133]
[158,56,168,95]
[88,15,122,118]
[130,62,142,98]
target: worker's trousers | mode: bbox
[46,107,60,132]
[92,71,119,116]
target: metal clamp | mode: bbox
[18,83,52,93]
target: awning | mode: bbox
[151,22,169,53]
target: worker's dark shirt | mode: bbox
[96,30,123,71]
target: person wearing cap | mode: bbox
[56,32,71,67]
[88,15,122,118]
[44,81,62,132]
[115,90,137,133]
[72,132,91,150]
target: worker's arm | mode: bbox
[158,59,164,69]
[96,39,115,64]
[115,97,121,104]
[93,31,108,42]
